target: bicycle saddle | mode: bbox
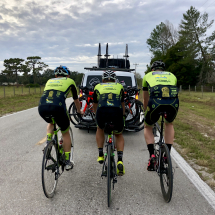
[104,122,115,134]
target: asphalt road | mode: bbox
[0,97,214,215]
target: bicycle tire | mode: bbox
[107,144,112,207]
[160,143,173,202]
[68,102,80,125]
[69,127,74,165]
[42,140,59,198]
[125,100,144,126]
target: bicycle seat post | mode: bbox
[159,112,167,143]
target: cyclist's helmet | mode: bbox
[102,70,116,81]
[151,60,165,71]
[54,65,71,76]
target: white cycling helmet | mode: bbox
[102,70,116,81]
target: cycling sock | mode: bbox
[65,151,71,161]
[47,133,52,141]
[166,144,172,153]
[117,151,123,162]
[98,148,103,157]
[147,144,154,157]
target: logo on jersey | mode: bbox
[162,87,170,97]
[154,75,167,79]
[108,93,113,100]
[46,99,53,103]
[49,91,53,97]
[107,101,114,106]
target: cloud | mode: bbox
[0,0,214,77]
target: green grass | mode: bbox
[0,86,45,98]
[0,94,42,116]
[0,89,73,117]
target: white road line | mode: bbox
[0,107,37,119]
[171,148,215,211]
[155,133,215,211]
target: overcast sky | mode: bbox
[0,0,215,77]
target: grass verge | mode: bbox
[0,91,73,117]
[0,93,42,117]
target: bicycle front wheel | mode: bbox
[42,140,59,198]
[69,127,74,165]
[160,143,173,202]
[107,144,112,207]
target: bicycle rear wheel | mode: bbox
[107,144,112,207]
[160,143,173,202]
[42,140,59,198]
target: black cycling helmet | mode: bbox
[102,70,116,81]
[151,60,165,71]
[54,65,71,76]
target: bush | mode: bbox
[25,84,40,88]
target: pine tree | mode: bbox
[26,56,48,84]
[179,6,215,84]
[2,58,25,84]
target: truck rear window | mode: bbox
[86,75,132,88]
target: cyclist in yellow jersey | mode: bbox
[38,65,83,170]
[142,60,179,171]
[93,70,126,175]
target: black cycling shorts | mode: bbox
[96,107,124,134]
[144,98,179,126]
[38,105,70,133]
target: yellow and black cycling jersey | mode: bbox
[142,71,178,98]
[93,82,124,109]
[39,77,78,110]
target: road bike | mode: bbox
[41,116,74,198]
[124,86,144,132]
[69,86,95,126]
[101,123,118,207]
[153,112,173,202]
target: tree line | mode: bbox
[0,56,84,86]
[145,6,215,87]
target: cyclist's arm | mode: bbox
[74,99,82,114]
[120,88,125,115]
[93,103,98,113]
[143,90,149,111]
[70,84,82,114]
[93,89,98,113]
[142,76,149,111]
[121,102,125,115]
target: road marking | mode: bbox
[0,107,37,119]
[171,148,215,211]
[155,133,215,211]
[36,137,46,145]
